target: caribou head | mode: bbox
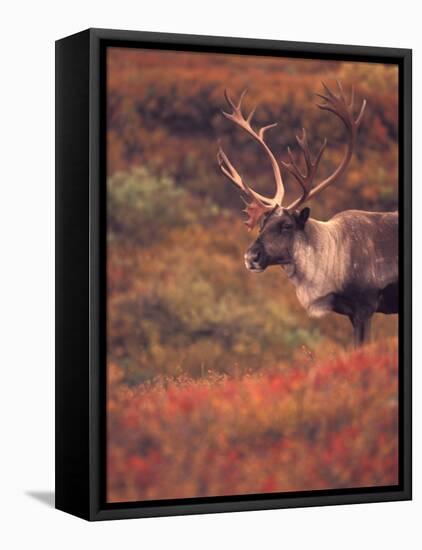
[243,205,310,272]
[217,82,366,274]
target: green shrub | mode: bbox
[108,167,195,245]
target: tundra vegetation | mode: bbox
[106,49,399,502]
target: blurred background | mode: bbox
[107,48,398,385]
[106,48,399,502]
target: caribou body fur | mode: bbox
[283,209,398,343]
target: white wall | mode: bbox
[0,1,419,548]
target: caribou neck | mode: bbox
[285,217,349,317]
[285,218,326,281]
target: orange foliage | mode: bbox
[107,340,398,502]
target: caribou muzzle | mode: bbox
[244,244,292,272]
[244,248,267,272]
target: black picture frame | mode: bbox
[55,28,412,521]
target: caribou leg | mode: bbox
[350,313,373,348]
[329,293,376,348]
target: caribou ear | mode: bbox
[295,207,310,229]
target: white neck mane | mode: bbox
[286,218,350,318]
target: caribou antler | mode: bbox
[286,80,366,210]
[217,89,285,229]
[217,82,366,226]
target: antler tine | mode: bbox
[283,146,305,182]
[318,80,336,102]
[217,144,247,193]
[287,81,366,210]
[336,79,346,102]
[258,122,279,140]
[314,137,328,166]
[296,128,312,166]
[349,85,355,110]
[223,89,238,112]
[356,98,367,126]
[282,127,327,208]
[223,88,248,117]
[247,104,257,124]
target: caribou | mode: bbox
[217,82,398,347]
